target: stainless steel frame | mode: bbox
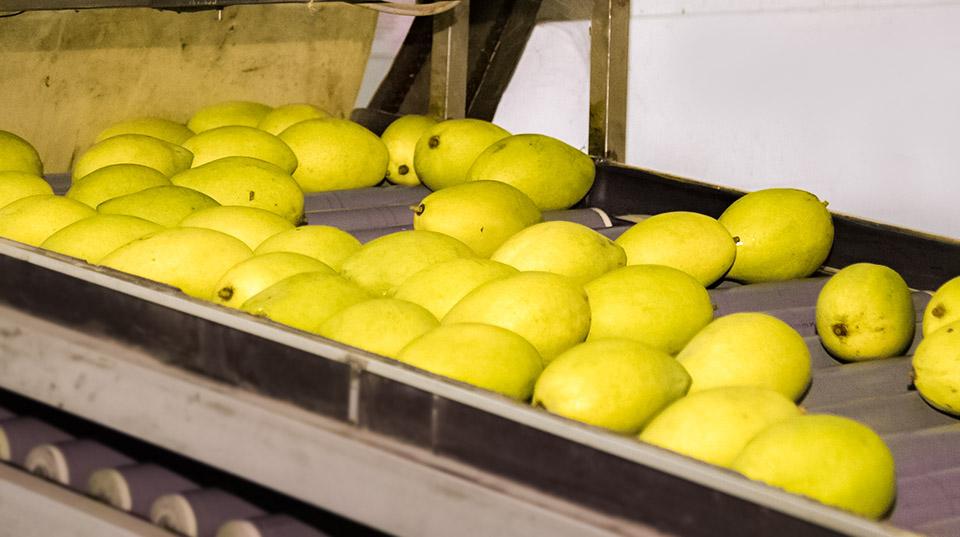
[589,0,629,161]
[428,0,470,119]
[0,238,911,537]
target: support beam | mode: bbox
[465,0,543,120]
[429,0,469,119]
[589,0,629,161]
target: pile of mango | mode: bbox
[2,100,960,521]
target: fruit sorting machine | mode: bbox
[2,161,960,537]
[3,1,960,535]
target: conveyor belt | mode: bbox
[304,205,613,232]
[4,163,960,537]
[708,279,959,533]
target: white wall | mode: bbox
[494,0,960,239]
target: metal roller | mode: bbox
[710,277,931,317]
[0,417,73,466]
[305,205,414,231]
[308,205,616,232]
[303,186,429,212]
[709,277,830,316]
[756,306,818,337]
[44,173,71,195]
[802,321,921,371]
[216,515,331,537]
[596,225,630,240]
[906,323,925,355]
[891,468,960,528]
[808,392,957,435]
[350,225,411,244]
[25,439,135,490]
[804,336,843,370]
[88,463,198,518]
[151,488,265,537]
[912,291,933,313]
[885,424,960,478]
[801,357,914,407]
[542,208,614,229]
